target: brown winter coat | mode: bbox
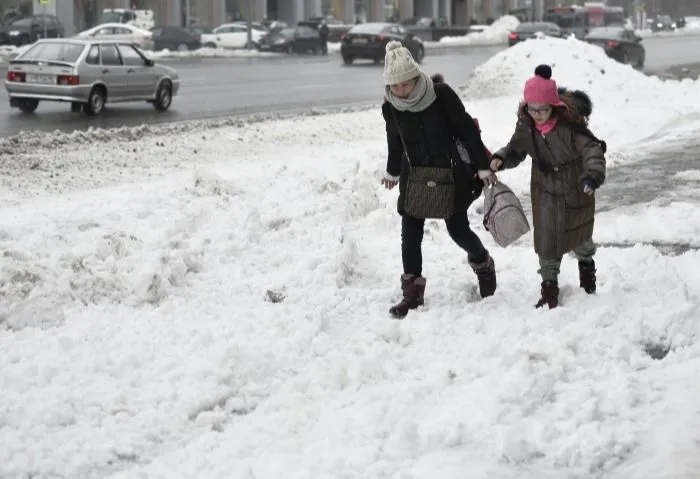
[493,103,606,259]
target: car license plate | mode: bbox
[26,74,55,84]
[353,38,368,44]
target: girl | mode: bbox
[490,64,606,309]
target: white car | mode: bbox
[76,23,154,50]
[212,23,267,49]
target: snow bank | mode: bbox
[461,35,700,152]
[439,15,520,46]
[147,47,285,60]
[1,107,699,478]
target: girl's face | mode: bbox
[390,78,417,99]
[527,102,553,124]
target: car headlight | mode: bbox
[9,30,19,35]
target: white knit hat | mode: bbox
[383,40,421,85]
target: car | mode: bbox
[4,38,179,116]
[75,22,154,50]
[507,22,562,46]
[150,26,202,51]
[259,26,322,54]
[584,26,645,68]
[340,22,424,65]
[211,23,267,49]
[0,14,65,46]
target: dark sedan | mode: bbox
[0,14,65,46]
[340,22,424,65]
[259,26,322,54]
[584,27,645,68]
[508,22,561,46]
[150,26,202,52]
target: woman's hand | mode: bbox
[490,158,503,172]
[381,173,399,190]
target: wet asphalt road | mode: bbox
[0,34,699,136]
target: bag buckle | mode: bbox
[426,181,437,187]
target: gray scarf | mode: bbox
[385,72,437,113]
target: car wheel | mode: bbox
[176,43,188,52]
[286,43,294,55]
[17,99,39,113]
[84,86,106,116]
[153,80,173,111]
[342,55,354,65]
[414,46,425,64]
[204,42,216,48]
[70,102,82,113]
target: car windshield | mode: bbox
[9,17,36,27]
[277,28,295,38]
[19,42,85,63]
[587,27,621,37]
[349,23,386,35]
[99,11,123,23]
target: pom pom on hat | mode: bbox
[534,64,552,79]
[386,40,403,52]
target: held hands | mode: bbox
[478,169,497,187]
[490,157,503,172]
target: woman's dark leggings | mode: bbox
[401,212,487,276]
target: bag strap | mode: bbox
[390,108,412,166]
[570,124,608,154]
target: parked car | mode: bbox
[584,26,645,68]
[185,25,219,48]
[259,26,322,54]
[212,23,267,49]
[76,22,154,50]
[150,26,201,51]
[508,22,561,46]
[340,22,424,65]
[649,15,675,32]
[4,38,179,115]
[0,14,65,46]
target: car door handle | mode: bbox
[102,69,110,74]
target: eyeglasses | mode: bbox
[527,105,552,115]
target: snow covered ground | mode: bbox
[1,37,700,479]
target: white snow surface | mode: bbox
[1,36,700,479]
[439,15,521,46]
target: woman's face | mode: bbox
[390,79,417,99]
[527,102,553,124]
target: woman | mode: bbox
[490,65,607,309]
[380,40,497,319]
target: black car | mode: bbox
[0,14,65,46]
[340,22,424,65]
[584,26,645,68]
[508,22,561,46]
[650,15,675,32]
[259,26,322,54]
[150,26,202,51]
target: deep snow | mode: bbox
[1,36,699,479]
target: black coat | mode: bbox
[381,81,489,215]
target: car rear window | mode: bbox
[20,42,85,63]
[349,23,386,35]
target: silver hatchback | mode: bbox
[4,38,179,115]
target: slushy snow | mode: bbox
[439,15,521,46]
[1,37,700,479]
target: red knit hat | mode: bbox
[523,65,566,107]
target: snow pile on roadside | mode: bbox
[461,35,700,152]
[148,47,284,60]
[439,15,520,46]
[1,103,700,478]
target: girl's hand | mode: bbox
[490,158,503,171]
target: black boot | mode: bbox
[535,280,560,309]
[469,251,497,298]
[578,260,597,294]
[389,274,426,319]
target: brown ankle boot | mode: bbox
[578,260,597,294]
[535,280,559,309]
[469,251,497,298]
[389,274,426,319]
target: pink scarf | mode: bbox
[535,117,557,135]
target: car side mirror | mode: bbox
[145,58,155,66]
[635,36,642,42]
